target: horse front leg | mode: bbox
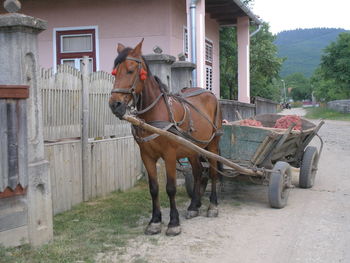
[186,155,203,219]
[142,153,162,235]
[163,153,181,236]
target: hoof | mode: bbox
[144,222,162,235]
[186,210,199,219]
[207,204,219,218]
[166,226,181,236]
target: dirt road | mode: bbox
[97,109,350,263]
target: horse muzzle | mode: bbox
[109,101,127,120]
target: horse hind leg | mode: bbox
[206,136,220,218]
[186,155,203,219]
[142,153,162,235]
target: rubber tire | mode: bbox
[299,146,318,189]
[268,161,292,209]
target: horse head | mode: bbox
[109,39,148,119]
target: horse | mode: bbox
[109,39,222,236]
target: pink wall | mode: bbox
[169,0,187,57]
[11,0,220,96]
[19,0,172,71]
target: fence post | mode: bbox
[81,56,89,201]
[0,5,53,246]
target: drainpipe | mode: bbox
[190,0,198,87]
[250,24,262,37]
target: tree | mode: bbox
[284,73,312,101]
[311,32,350,101]
[250,23,284,101]
[220,27,238,100]
[220,23,284,101]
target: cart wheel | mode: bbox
[184,170,209,199]
[299,146,319,189]
[268,161,292,209]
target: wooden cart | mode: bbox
[183,114,324,208]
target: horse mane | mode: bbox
[113,47,133,68]
[113,47,151,76]
[154,76,169,93]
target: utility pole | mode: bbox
[281,79,287,103]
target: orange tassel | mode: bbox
[111,68,117,76]
[140,68,148,80]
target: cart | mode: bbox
[123,113,324,209]
[182,114,324,208]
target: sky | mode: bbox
[252,0,350,34]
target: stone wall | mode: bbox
[327,100,350,113]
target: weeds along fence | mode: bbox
[40,63,143,215]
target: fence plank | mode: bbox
[0,101,8,192]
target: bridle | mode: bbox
[110,56,164,115]
[110,56,146,109]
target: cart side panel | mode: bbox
[220,125,272,162]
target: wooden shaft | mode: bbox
[123,115,261,176]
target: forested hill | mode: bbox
[274,28,348,77]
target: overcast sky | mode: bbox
[252,0,350,34]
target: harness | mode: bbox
[111,56,222,145]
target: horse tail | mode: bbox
[214,97,223,137]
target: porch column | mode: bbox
[195,0,206,88]
[237,16,250,103]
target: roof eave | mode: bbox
[231,0,262,25]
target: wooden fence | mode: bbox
[40,63,143,215]
[40,65,130,141]
[45,136,143,215]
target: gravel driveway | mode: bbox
[97,109,350,263]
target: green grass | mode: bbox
[0,179,188,263]
[305,107,350,121]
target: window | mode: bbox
[183,27,189,59]
[206,66,213,91]
[205,39,213,90]
[56,28,97,72]
[205,39,213,66]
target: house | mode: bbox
[1,0,261,102]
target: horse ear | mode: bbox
[132,38,144,56]
[117,43,126,54]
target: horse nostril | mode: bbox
[110,101,127,119]
[111,101,121,110]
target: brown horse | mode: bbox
[109,39,222,236]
